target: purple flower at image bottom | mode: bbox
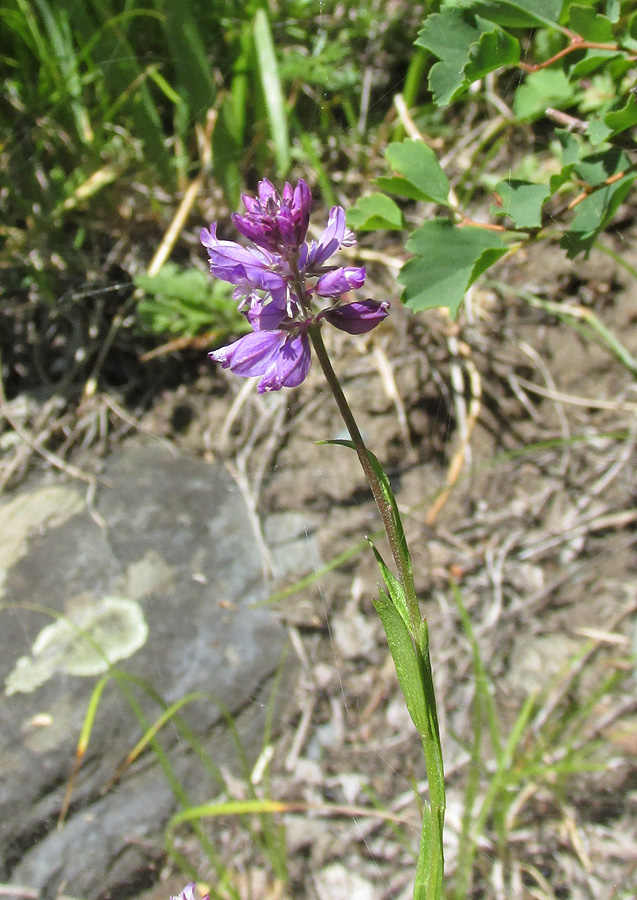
[171,884,208,900]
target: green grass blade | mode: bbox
[451,582,502,758]
[152,0,216,118]
[253,7,289,175]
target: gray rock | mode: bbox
[0,444,286,898]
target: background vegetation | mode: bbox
[2,1,636,898]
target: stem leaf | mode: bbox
[373,589,428,736]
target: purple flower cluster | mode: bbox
[202,178,389,393]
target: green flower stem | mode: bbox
[308,324,420,631]
[416,625,446,900]
[309,323,445,899]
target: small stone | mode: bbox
[314,863,377,900]
[332,600,377,659]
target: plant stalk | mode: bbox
[308,324,419,627]
[309,323,445,899]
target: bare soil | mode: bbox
[133,231,637,899]
[2,225,636,900]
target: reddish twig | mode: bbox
[458,216,506,232]
[519,37,618,73]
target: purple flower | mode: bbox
[315,266,366,297]
[232,178,312,254]
[209,327,311,393]
[200,224,288,307]
[202,182,389,392]
[300,206,357,273]
[323,299,390,334]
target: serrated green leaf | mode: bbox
[461,0,563,28]
[555,129,582,168]
[493,180,551,228]
[513,69,575,121]
[604,94,637,136]
[562,173,637,257]
[567,49,622,81]
[574,148,629,185]
[346,193,404,231]
[587,116,614,144]
[464,24,520,82]
[399,219,507,318]
[568,5,614,42]
[384,140,450,206]
[373,589,428,734]
[375,175,435,202]
[417,9,491,105]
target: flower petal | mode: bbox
[257,332,312,393]
[315,266,366,297]
[305,206,346,269]
[209,330,287,377]
[245,296,288,331]
[323,299,390,334]
[201,224,289,299]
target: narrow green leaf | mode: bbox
[384,140,450,207]
[320,438,414,603]
[493,180,551,228]
[346,193,404,231]
[367,538,412,634]
[373,589,428,735]
[253,8,289,175]
[153,0,216,116]
[413,809,435,900]
[399,219,507,317]
[212,97,243,208]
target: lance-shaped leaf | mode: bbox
[373,589,428,735]
[253,8,289,175]
[367,538,412,634]
[320,439,415,610]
